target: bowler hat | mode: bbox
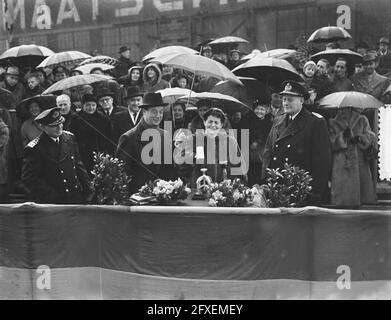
[230,49,241,54]
[34,107,65,126]
[139,92,168,109]
[125,86,144,99]
[97,87,115,101]
[119,46,130,54]
[81,93,97,104]
[379,37,390,45]
[279,81,309,100]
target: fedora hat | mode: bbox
[97,87,115,101]
[125,86,144,100]
[139,92,168,109]
[81,93,97,104]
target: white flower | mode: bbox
[213,190,223,200]
[233,191,241,201]
[209,199,217,207]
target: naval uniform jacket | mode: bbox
[22,131,91,204]
[262,108,332,200]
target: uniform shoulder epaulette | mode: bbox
[62,130,74,136]
[26,136,41,148]
[312,112,323,119]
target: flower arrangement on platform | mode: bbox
[262,163,313,208]
[91,152,132,205]
[138,178,191,205]
[208,178,267,207]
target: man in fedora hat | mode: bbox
[116,92,174,193]
[115,45,135,78]
[377,36,391,75]
[352,51,389,102]
[262,81,332,206]
[97,87,126,120]
[21,107,92,204]
[112,86,143,143]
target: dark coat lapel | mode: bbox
[275,108,309,142]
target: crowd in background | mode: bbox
[0,35,390,207]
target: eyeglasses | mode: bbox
[99,98,112,103]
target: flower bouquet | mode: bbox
[91,152,132,205]
[134,178,191,205]
[262,163,313,208]
[208,178,267,208]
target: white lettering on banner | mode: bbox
[91,0,98,21]
[36,265,51,290]
[153,0,183,11]
[56,0,80,25]
[36,4,51,29]
[336,5,351,29]
[336,265,351,290]
[192,0,201,8]
[115,0,143,17]
[31,0,50,29]
[8,0,25,30]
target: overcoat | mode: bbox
[262,108,332,203]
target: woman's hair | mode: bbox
[172,101,186,112]
[203,107,226,123]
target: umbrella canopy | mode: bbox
[209,36,249,45]
[143,46,198,62]
[43,74,112,94]
[232,57,302,89]
[258,49,298,60]
[37,51,91,69]
[0,44,55,70]
[241,49,262,61]
[211,77,270,108]
[156,88,196,105]
[74,63,114,74]
[317,91,384,109]
[78,55,120,67]
[310,49,363,66]
[307,26,352,43]
[150,53,242,85]
[176,92,251,113]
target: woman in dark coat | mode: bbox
[244,99,273,186]
[69,94,113,177]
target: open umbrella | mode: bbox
[37,51,91,69]
[176,92,251,113]
[232,57,302,89]
[150,53,242,85]
[317,91,384,109]
[0,44,55,70]
[43,74,112,94]
[78,55,120,67]
[156,88,196,105]
[211,77,270,108]
[241,49,262,61]
[307,26,352,43]
[209,36,249,45]
[143,46,198,62]
[74,63,114,74]
[310,49,363,66]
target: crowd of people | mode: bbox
[0,36,390,208]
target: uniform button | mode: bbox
[273,157,277,161]
[285,158,289,162]
[287,144,291,148]
[275,144,279,148]
[65,189,69,192]
[60,170,64,174]
[63,179,67,183]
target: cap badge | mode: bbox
[52,111,60,118]
[285,83,292,92]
